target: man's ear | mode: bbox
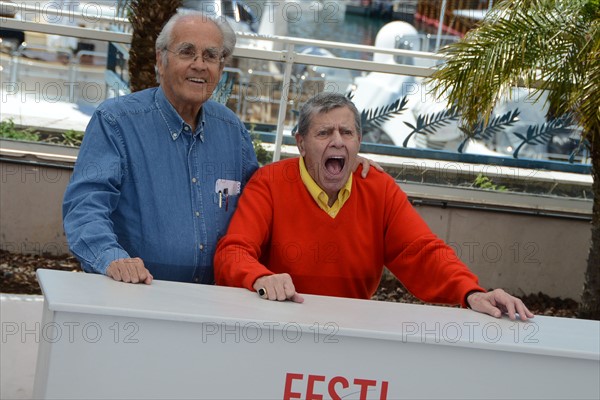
[156,51,164,77]
[295,133,306,157]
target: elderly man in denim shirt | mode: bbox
[63,11,258,285]
[64,10,379,286]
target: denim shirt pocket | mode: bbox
[213,192,240,240]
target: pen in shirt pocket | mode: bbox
[224,188,229,211]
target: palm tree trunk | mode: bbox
[128,0,181,92]
[579,129,600,320]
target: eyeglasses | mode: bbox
[165,44,224,65]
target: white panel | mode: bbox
[33,269,600,399]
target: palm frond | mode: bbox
[569,138,591,163]
[474,109,521,140]
[573,18,600,139]
[361,96,409,129]
[430,0,593,134]
[457,109,520,153]
[401,106,459,147]
[512,114,574,158]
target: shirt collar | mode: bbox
[298,156,352,218]
[155,86,205,141]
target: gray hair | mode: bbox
[297,92,362,137]
[155,9,236,81]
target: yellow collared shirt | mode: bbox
[299,157,352,218]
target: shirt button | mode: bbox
[184,126,190,131]
[193,277,199,283]
[172,133,177,139]
[195,211,200,217]
[199,244,204,250]
[192,178,197,183]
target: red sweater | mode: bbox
[215,158,484,306]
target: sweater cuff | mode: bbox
[92,248,131,275]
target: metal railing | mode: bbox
[4,42,107,104]
[0,6,591,174]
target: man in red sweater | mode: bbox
[215,93,533,321]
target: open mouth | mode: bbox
[187,77,207,84]
[324,156,346,175]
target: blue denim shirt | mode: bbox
[63,87,258,284]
